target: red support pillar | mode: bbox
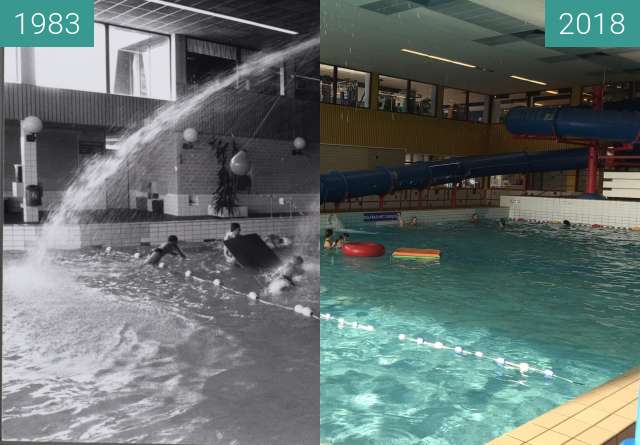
[586,145,599,195]
[450,185,457,209]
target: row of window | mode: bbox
[322,64,640,124]
[321,64,492,123]
[5,23,172,100]
[3,24,298,102]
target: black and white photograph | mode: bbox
[1,1,319,443]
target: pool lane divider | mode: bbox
[320,313,583,386]
[107,248,319,321]
[186,271,319,321]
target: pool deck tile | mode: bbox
[526,429,571,445]
[552,417,593,437]
[486,367,639,445]
[574,426,616,445]
[531,411,570,429]
[486,436,524,445]
[507,423,547,442]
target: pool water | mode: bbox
[3,241,319,444]
[320,221,640,445]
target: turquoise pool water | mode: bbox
[320,221,640,445]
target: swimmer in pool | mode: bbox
[145,235,186,265]
[470,213,480,224]
[498,218,507,230]
[324,228,335,249]
[224,222,241,265]
[268,256,305,294]
[397,212,404,228]
[409,216,418,227]
[563,220,571,227]
[334,233,349,248]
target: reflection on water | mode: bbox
[3,243,319,443]
[321,222,640,445]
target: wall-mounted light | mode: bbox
[22,116,43,142]
[182,128,198,150]
[292,136,306,156]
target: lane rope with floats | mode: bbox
[319,313,584,386]
[116,248,319,321]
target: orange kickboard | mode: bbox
[392,248,441,258]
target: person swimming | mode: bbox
[409,216,418,227]
[267,256,305,295]
[145,235,186,265]
[498,218,507,230]
[224,222,241,264]
[397,212,404,228]
[324,228,335,249]
[470,213,480,224]
[334,233,349,248]
[563,220,571,227]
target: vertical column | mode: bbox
[585,145,598,195]
[21,123,39,223]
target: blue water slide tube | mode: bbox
[320,148,588,203]
[505,107,640,142]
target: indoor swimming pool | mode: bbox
[2,242,319,443]
[320,220,640,445]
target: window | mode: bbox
[32,23,107,93]
[582,82,632,106]
[320,64,334,104]
[529,89,571,108]
[4,47,20,83]
[408,81,436,116]
[442,88,467,120]
[378,75,407,112]
[336,67,370,108]
[491,92,527,123]
[467,92,490,123]
[109,26,171,100]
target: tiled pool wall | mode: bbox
[3,215,317,251]
[320,207,510,229]
[501,196,640,228]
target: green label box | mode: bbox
[546,0,640,47]
[0,0,94,47]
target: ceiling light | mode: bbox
[545,90,559,95]
[144,0,298,35]
[510,75,547,86]
[401,49,477,69]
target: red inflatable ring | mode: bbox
[341,242,385,257]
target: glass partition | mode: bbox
[409,81,436,116]
[378,75,408,112]
[336,67,370,108]
[109,26,171,100]
[442,88,467,120]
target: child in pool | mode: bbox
[334,233,349,248]
[470,213,480,224]
[409,216,418,226]
[323,228,335,249]
[145,235,186,265]
[224,222,241,264]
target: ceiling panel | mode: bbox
[95,0,318,49]
[320,0,640,94]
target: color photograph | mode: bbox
[319,1,640,444]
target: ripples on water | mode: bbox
[3,242,319,443]
[320,221,640,445]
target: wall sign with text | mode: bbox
[546,0,640,47]
[0,0,93,47]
